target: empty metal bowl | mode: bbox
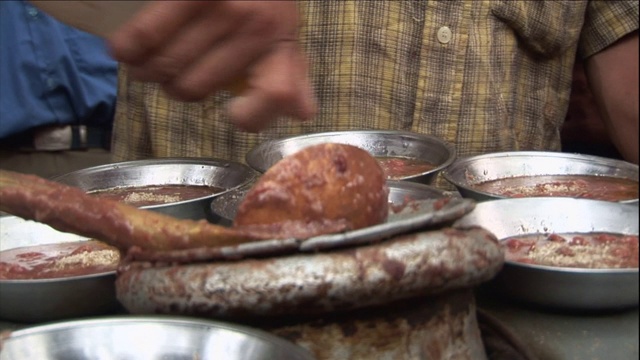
[442,151,639,203]
[209,180,460,226]
[245,130,456,184]
[0,316,314,360]
[0,216,120,323]
[52,158,257,221]
[453,197,639,310]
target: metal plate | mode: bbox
[209,180,460,226]
[0,316,314,360]
[214,180,470,254]
[300,197,474,252]
[442,151,639,204]
[117,227,503,318]
[245,130,456,184]
[0,216,119,323]
[453,197,639,310]
[131,189,474,263]
[52,157,257,221]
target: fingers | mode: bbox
[122,2,277,89]
[228,42,317,132]
[160,23,276,101]
[109,1,207,64]
[108,0,316,128]
[125,14,235,84]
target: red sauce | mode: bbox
[502,233,639,269]
[376,156,436,180]
[473,174,638,201]
[0,240,120,280]
[89,184,224,207]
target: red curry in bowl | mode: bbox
[0,240,120,280]
[89,184,225,207]
[376,156,437,180]
[473,174,638,202]
[503,232,639,269]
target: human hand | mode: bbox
[108,0,317,131]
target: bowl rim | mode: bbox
[502,259,639,274]
[4,315,313,358]
[51,157,258,210]
[454,196,639,274]
[442,150,639,203]
[0,269,117,284]
[245,130,457,177]
[0,215,120,283]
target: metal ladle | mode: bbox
[0,143,388,252]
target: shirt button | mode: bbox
[437,26,452,44]
[27,7,39,18]
[46,78,56,89]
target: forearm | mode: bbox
[585,31,639,164]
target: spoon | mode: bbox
[0,144,388,252]
[0,169,271,252]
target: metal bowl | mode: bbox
[0,315,314,360]
[209,180,460,226]
[52,158,257,221]
[453,197,639,310]
[442,151,639,203]
[245,130,456,184]
[0,216,120,323]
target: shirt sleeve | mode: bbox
[0,0,118,139]
[579,0,639,59]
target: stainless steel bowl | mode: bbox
[53,158,257,221]
[442,151,639,203]
[0,316,314,360]
[209,180,460,226]
[0,216,120,323]
[453,197,639,310]
[245,130,456,184]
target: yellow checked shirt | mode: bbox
[112,1,638,175]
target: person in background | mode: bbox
[561,59,624,160]
[105,1,638,187]
[0,0,117,179]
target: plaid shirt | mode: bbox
[112,0,637,184]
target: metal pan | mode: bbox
[129,182,473,263]
[442,151,639,204]
[0,216,120,322]
[0,315,314,360]
[209,180,460,226]
[52,158,257,221]
[215,180,469,254]
[453,197,639,310]
[245,130,456,184]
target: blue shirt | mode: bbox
[0,0,118,139]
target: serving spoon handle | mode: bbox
[0,170,270,252]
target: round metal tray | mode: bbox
[453,197,639,310]
[0,216,119,323]
[52,157,257,221]
[442,151,639,204]
[128,182,473,263]
[0,316,314,360]
[245,130,456,184]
